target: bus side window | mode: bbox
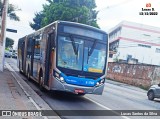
[52,34,55,48]
[26,38,32,59]
[33,35,41,60]
[50,33,55,67]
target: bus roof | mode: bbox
[20,20,107,39]
[58,21,107,34]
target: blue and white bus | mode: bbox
[18,21,108,95]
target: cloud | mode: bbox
[6,0,47,49]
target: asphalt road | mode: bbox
[6,58,160,119]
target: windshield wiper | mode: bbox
[87,39,97,63]
[70,35,78,55]
[88,39,97,56]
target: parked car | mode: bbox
[12,52,17,58]
[147,83,160,100]
[5,51,12,58]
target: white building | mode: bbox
[109,21,160,65]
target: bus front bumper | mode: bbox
[51,78,105,95]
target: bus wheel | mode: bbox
[39,75,44,91]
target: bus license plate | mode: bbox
[75,89,84,94]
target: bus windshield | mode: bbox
[57,35,106,73]
[58,35,84,70]
[83,41,106,73]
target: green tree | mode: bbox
[5,37,14,48]
[0,0,20,21]
[30,12,44,30]
[30,0,99,30]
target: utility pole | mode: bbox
[0,0,9,71]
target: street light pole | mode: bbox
[0,0,9,71]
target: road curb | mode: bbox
[5,63,61,119]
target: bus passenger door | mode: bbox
[30,39,35,76]
[32,37,41,79]
[21,41,25,71]
[44,33,55,86]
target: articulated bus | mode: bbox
[18,21,108,95]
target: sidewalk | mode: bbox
[0,64,60,119]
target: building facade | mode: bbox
[109,21,160,66]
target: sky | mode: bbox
[5,0,160,49]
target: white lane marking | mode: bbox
[6,63,49,119]
[85,96,130,119]
[7,62,62,119]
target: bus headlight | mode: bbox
[55,76,65,83]
[96,82,100,86]
[60,77,64,82]
[54,70,65,83]
[100,78,105,83]
[96,78,105,87]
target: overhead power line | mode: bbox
[97,0,133,12]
